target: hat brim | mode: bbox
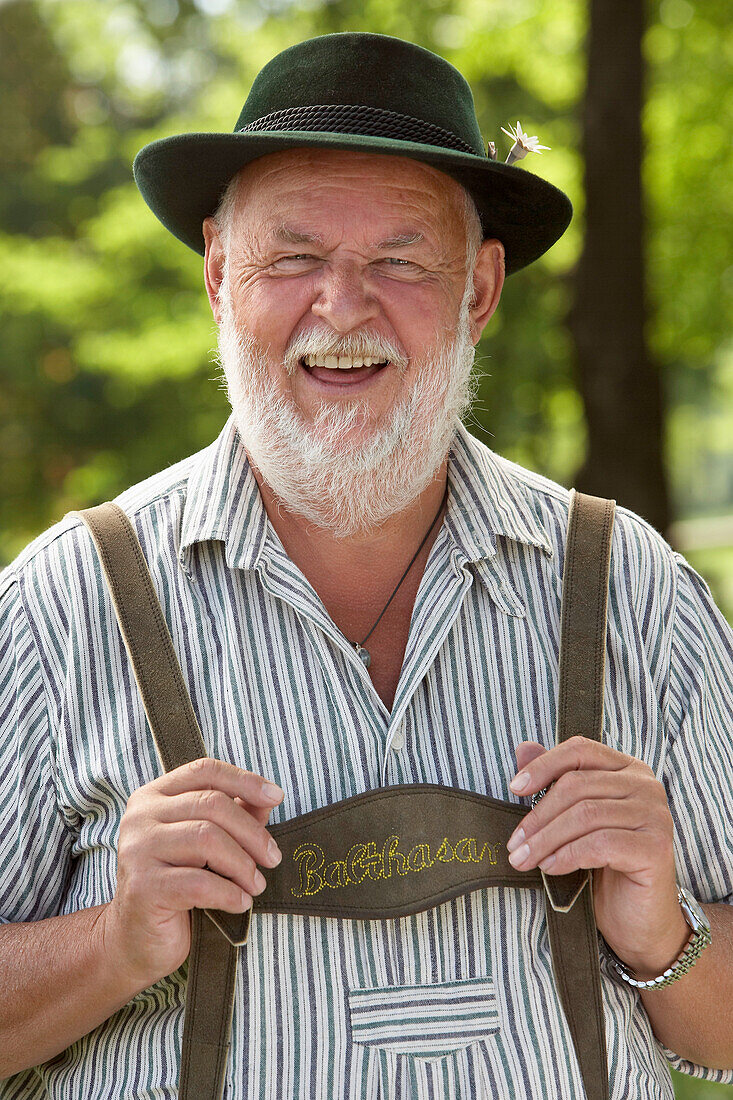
[133,130,572,276]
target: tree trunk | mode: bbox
[570,0,670,534]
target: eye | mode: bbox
[384,257,410,266]
[272,253,319,264]
[270,253,321,273]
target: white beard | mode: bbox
[215,275,477,539]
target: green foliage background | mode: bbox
[2,0,732,616]
[0,1,731,1092]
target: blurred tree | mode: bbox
[0,0,232,558]
[0,0,75,232]
[570,0,670,533]
[0,0,730,625]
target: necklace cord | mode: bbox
[355,482,449,649]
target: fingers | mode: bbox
[507,789,657,872]
[155,757,284,808]
[506,746,673,880]
[160,866,254,915]
[516,767,647,834]
[158,819,269,899]
[514,741,548,773]
[234,796,272,828]
[118,758,285,917]
[510,736,644,795]
[156,788,282,870]
[514,827,673,881]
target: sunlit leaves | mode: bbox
[1,0,730,623]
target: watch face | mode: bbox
[678,886,711,933]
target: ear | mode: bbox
[467,238,505,344]
[203,216,226,323]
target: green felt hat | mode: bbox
[133,32,572,275]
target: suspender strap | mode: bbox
[179,910,239,1100]
[75,502,245,1100]
[542,489,615,1100]
[76,488,615,1100]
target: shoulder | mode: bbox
[457,430,690,645]
[459,427,678,576]
[0,448,204,617]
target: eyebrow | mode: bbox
[272,225,425,250]
[375,232,424,249]
[273,226,327,246]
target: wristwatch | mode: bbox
[605,885,712,989]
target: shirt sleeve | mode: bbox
[656,553,733,1082]
[0,572,74,924]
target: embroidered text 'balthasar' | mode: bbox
[291,833,500,898]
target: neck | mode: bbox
[248,458,450,608]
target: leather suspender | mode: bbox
[74,502,243,1100]
[75,487,615,1100]
[544,489,615,1100]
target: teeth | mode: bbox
[302,355,389,370]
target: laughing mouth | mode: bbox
[300,354,390,372]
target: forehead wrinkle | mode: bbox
[232,149,467,227]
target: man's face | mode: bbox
[203,148,503,536]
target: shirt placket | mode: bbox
[253,535,477,787]
[253,547,390,774]
[381,546,475,781]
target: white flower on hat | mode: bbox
[501,121,550,165]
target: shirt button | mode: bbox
[390,731,406,751]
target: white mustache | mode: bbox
[283,325,408,374]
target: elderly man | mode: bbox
[0,32,731,1100]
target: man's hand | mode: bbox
[103,758,285,989]
[507,737,691,979]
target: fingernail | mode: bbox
[510,772,530,793]
[254,869,266,892]
[268,838,282,866]
[539,855,556,871]
[506,827,525,854]
[508,843,530,868]
[262,781,284,802]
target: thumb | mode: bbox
[514,740,549,774]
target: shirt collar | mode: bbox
[445,422,553,563]
[179,416,553,572]
[179,415,269,573]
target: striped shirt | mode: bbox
[1,416,732,1099]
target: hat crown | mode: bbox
[235,33,486,157]
[133,32,572,274]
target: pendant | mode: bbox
[353,642,371,668]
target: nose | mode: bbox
[310,260,379,333]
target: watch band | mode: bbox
[606,885,711,990]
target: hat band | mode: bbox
[238,103,481,157]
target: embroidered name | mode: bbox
[290,834,500,898]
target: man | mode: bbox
[1,31,731,1100]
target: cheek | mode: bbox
[235,278,314,346]
[381,286,459,358]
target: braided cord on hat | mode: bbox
[238,104,482,156]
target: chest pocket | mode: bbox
[348,975,498,1099]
